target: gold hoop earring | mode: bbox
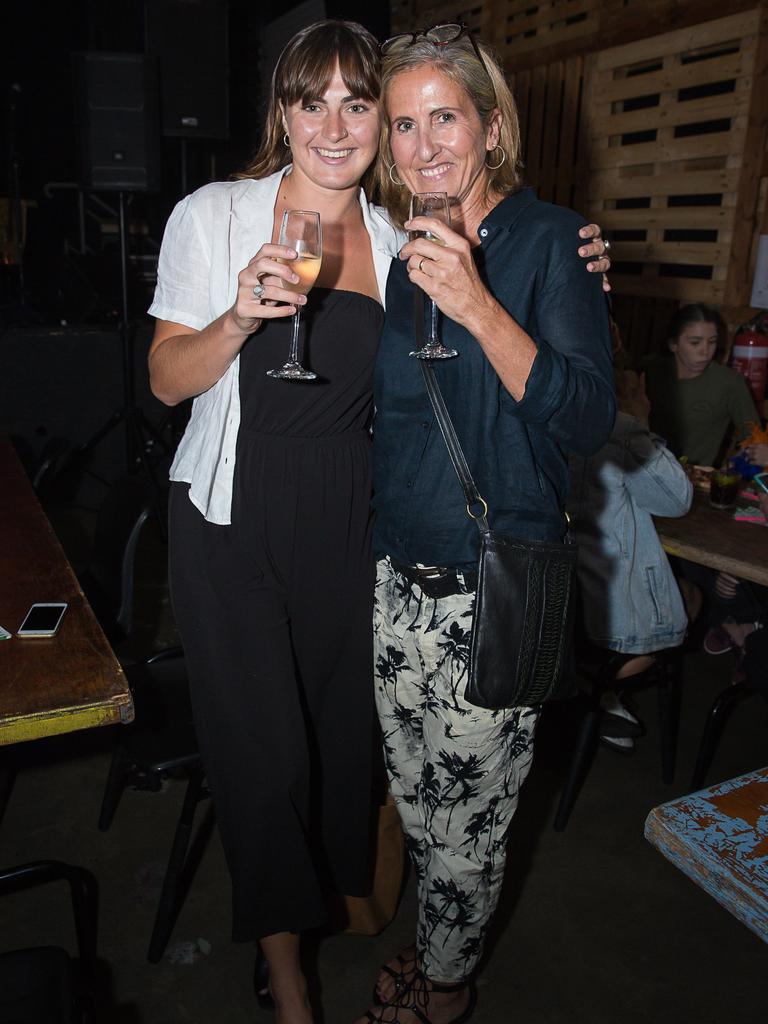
[388,162,405,187]
[484,145,506,170]
[283,133,290,147]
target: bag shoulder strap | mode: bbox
[411,286,488,535]
[420,360,490,536]
[413,290,571,544]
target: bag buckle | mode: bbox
[466,497,488,520]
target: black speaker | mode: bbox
[74,52,161,192]
[145,0,229,140]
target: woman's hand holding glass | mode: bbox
[406,192,456,359]
[401,214,496,339]
[229,243,306,336]
[267,210,322,380]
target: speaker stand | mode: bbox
[80,192,169,525]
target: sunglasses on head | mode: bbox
[380,23,494,92]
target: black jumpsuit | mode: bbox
[169,288,384,940]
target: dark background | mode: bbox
[2,0,390,326]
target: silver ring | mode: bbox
[602,238,611,253]
[252,283,265,298]
[418,257,425,273]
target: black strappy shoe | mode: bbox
[363,966,476,1024]
[373,945,419,1005]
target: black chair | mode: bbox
[0,861,97,1024]
[77,475,154,646]
[97,647,209,962]
[689,680,758,791]
[554,648,681,831]
[31,438,80,501]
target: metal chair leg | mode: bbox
[0,754,17,828]
[657,656,681,785]
[554,700,602,831]
[147,765,206,963]
[690,681,751,792]
[97,745,130,832]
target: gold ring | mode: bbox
[418,257,425,273]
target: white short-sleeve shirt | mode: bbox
[148,167,404,524]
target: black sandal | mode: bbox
[373,945,419,1005]
[363,966,476,1024]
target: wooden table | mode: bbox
[645,767,768,942]
[0,438,133,744]
[655,490,768,587]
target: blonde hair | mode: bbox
[373,34,523,227]
[237,20,380,188]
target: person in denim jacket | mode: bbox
[568,358,692,746]
[569,412,692,652]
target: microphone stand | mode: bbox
[79,191,169,529]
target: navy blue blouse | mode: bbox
[372,188,616,571]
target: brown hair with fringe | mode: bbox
[373,32,524,228]
[236,20,381,190]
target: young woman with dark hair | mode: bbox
[643,303,757,466]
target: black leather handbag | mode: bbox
[420,361,577,709]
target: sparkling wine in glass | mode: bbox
[409,192,457,360]
[267,210,322,380]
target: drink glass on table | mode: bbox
[709,468,740,509]
[266,210,322,381]
[408,192,457,360]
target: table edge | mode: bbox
[0,693,135,746]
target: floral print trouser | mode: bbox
[373,558,540,982]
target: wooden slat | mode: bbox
[512,68,531,147]
[589,206,736,229]
[583,168,742,199]
[526,64,548,183]
[589,131,747,169]
[609,241,730,265]
[538,61,564,202]
[725,6,768,304]
[607,273,726,302]
[557,55,583,205]
[592,51,749,104]
[504,0,599,34]
[503,14,597,56]
[590,90,750,137]
[594,10,761,71]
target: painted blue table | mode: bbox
[644,768,768,942]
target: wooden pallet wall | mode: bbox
[508,56,583,208]
[387,0,760,71]
[577,9,768,307]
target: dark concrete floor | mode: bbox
[2,512,766,1023]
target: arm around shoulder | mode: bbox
[505,212,616,456]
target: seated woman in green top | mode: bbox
[643,303,758,467]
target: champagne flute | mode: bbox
[408,192,457,360]
[266,210,322,380]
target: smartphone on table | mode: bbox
[16,603,69,638]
